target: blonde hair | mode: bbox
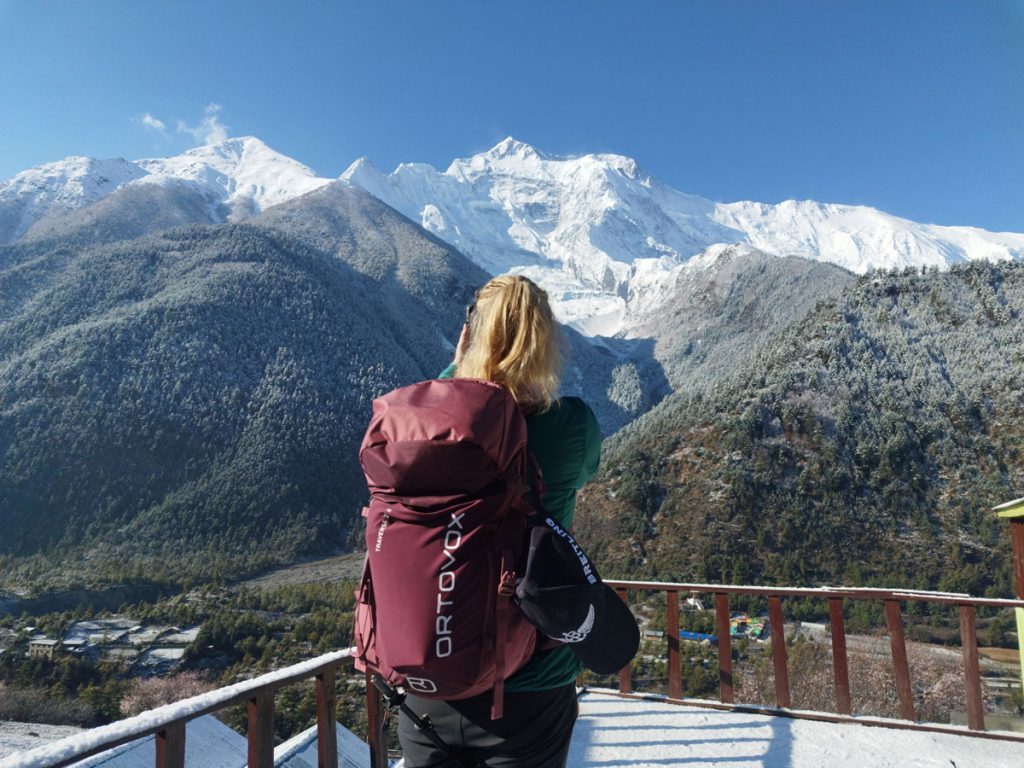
[458,275,562,410]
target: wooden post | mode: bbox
[767,596,791,708]
[828,597,852,715]
[247,692,275,768]
[885,600,916,721]
[155,721,185,768]
[959,605,986,731]
[365,673,389,768]
[715,593,733,703]
[316,665,339,768]
[617,588,632,693]
[667,590,681,699]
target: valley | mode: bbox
[1,137,1022,600]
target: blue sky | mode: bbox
[1,1,1021,231]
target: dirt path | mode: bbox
[236,552,366,589]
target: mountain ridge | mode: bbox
[5,137,1022,338]
[0,179,674,585]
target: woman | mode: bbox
[397,274,602,768]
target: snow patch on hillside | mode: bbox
[0,157,147,241]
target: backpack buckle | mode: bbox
[498,570,517,597]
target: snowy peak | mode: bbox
[340,156,382,183]
[715,198,1024,274]
[137,136,330,215]
[4,137,1023,337]
[0,137,332,241]
[489,136,542,158]
[339,141,1024,335]
[143,136,309,178]
[479,136,547,164]
[341,141,751,333]
[0,156,148,241]
[453,138,647,182]
[445,137,548,179]
[1,155,146,203]
[339,156,389,202]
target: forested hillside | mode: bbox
[577,261,1024,594]
[3,170,1021,595]
[20,182,219,246]
[630,247,856,390]
[0,218,477,585]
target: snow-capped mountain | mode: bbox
[0,137,330,242]
[714,199,1024,275]
[4,136,1022,336]
[340,138,1024,335]
[0,156,148,242]
[135,138,330,218]
[340,138,747,335]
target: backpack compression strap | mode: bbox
[490,548,517,720]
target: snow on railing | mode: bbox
[606,580,1024,607]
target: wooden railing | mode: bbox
[8,583,1024,768]
[599,581,1024,743]
[3,649,359,768]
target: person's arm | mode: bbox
[575,402,602,488]
[439,323,472,378]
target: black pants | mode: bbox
[397,684,578,768]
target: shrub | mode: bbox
[735,634,986,722]
[120,671,215,717]
[0,681,98,726]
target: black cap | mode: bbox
[515,518,639,675]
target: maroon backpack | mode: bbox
[353,378,540,719]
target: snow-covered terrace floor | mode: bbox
[566,691,1024,768]
[4,692,1022,767]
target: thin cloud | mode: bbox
[177,103,230,146]
[140,113,167,133]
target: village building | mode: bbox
[53,619,198,673]
[26,636,58,660]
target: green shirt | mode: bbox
[438,364,602,690]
